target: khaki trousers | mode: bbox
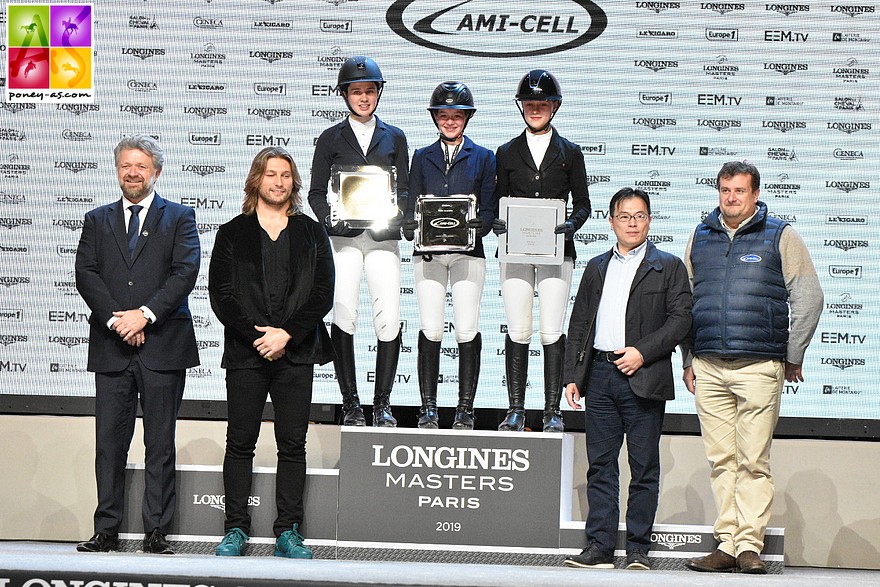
[693,356,784,557]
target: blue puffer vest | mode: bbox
[691,202,789,359]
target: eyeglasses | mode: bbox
[613,212,650,223]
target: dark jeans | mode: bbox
[584,358,665,554]
[223,360,314,537]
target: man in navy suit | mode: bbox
[75,135,200,554]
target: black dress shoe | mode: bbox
[77,533,119,552]
[143,529,174,554]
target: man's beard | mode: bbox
[120,177,155,201]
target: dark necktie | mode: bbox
[127,205,143,257]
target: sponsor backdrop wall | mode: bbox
[1,1,877,422]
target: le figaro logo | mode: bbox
[386,1,607,58]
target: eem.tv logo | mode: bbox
[386,0,607,58]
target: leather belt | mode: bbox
[593,349,623,363]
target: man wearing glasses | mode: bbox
[561,188,692,571]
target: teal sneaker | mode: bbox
[215,528,248,556]
[274,523,313,559]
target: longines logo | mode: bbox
[312,109,348,122]
[580,143,605,156]
[0,103,36,114]
[700,3,745,15]
[192,43,227,68]
[766,96,803,107]
[833,149,864,161]
[54,272,78,295]
[827,122,871,134]
[762,120,806,132]
[830,5,874,17]
[825,181,870,194]
[633,117,676,130]
[697,119,741,131]
[651,532,702,550]
[764,175,801,198]
[121,47,165,60]
[834,59,869,83]
[186,82,226,93]
[318,47,347,71]
[62,129,93,142]
[767,147,797,161]
[189,133,221,146]
[706,28,738,41]
[824,238,868,250]
[197,223,223,235]
[129,15,158,30]
[440,347,460,359]
[194,16,223,29]
[828,265,861,278]
[631,144,676,156]
[49,336,90,348]
[698,93,741,106]
[639,92,671,105]
[0,128,26,141]
[703,55,739,80]
[764,30,809,41]
[196,340,221,350]
[249,51,294,64]
[385,1,607,58]
[253,20,291,29]
[54,161,98,174]
[764,62,808,75]
[254,83,286,96]
[586,175,611,186]
[182,164,226,177]
[53,219,85,231]
[826,292,863,318]
[57,104,100,116]
[573,233,609,245]
[0,217,31,230]
[246,134,291,147]
[765,4,810,16]
[248,108,291,121]
[1,155,30,180]
[0,335,27,347]
[638,29,677,39]
[184,106,228,119]
[0,277,29,288]
[192,494,260,511]
[820,357,865,370]
[0,192,26,205]
[635,2,681,13]
[648,234,673,244]
[634,60,678,72]
[120,104,164,118]
[699,147,739,157]
[56,194,93,205]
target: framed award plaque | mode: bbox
[329,165,397,229]
[414,194,477,253]
[498,196,565,265]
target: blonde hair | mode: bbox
[242,147,302,216]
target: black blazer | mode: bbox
[308,115,409,241]
[563,240,692,401]
[495,128,591,260]
[75,194,200,372]
[208,213,335,369]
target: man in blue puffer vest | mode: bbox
[682,161,823,574]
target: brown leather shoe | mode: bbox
[737,550,767,574]
[686,549,736,572]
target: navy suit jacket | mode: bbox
[563,240,692,401]
[308,115,409,241]
[75,194,200,373]
[208,213,335,369]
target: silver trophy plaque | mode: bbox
[414,194,477,253]
[498,197,565,265]
[329,165,397,229]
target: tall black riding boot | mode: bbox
[417,332,441,429]
[453,333,481,430]
[372,331,401,427]
[498,335,529,431]
[542,335,566,432]
[331,324,365,426]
